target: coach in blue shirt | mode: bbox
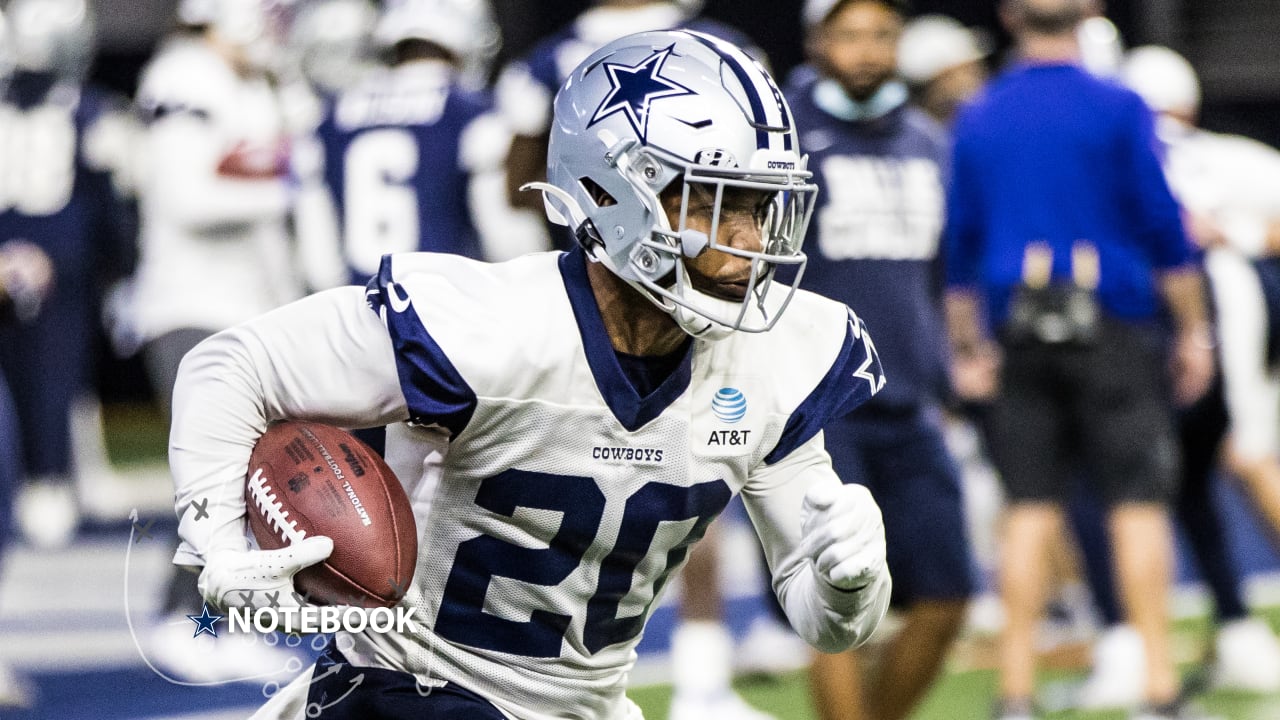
[943,1,1213,719]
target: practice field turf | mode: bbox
[629,609,1280,720]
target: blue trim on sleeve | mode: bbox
[366,256,477,438]
[557,248,693,432]
[764,310,886,465]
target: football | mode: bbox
[244,421,417,608]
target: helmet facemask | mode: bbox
[533,30,819,341]
[627,145,816,340]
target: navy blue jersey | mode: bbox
[787,69,951,409]
[316,65,488,285]
[0,72,129,289]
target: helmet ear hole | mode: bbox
[578,177,618,208]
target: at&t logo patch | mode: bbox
[712,388,747,424]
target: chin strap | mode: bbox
[667,264,738,342]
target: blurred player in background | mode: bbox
[131,0,302,683]
[305,0,541,289]
[285,0,378,100]
[0,0,135,551]
[1065,46,1280,711]
[498,5,779,717]
[0,213,52,709]
[790,2,973,719]
[282,0,377,292]
[169,29,893,720]
[896,13,988,127]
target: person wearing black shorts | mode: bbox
[943,2,1214,718]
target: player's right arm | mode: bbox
[170,287,409,604]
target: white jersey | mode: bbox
[131,38,300,341]
[171,250,890,719]
[1161,119,1280,459]
[1161,118,1280,257]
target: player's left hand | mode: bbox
[800,479,886,593]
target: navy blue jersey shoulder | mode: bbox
[365,256,478,438]
[765,311,886,465]
[785,70,950,409]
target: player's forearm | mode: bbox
[170,328,273,565]
[744,442,892,652]
[1156,265,1210,337]
[945,287,988,353]
[170,288,410,565]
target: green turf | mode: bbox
[630,668,1280,720]
[102,402,169,466]
[629,609,1280,719]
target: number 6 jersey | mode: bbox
[171,248,890,720]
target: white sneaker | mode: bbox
[1075,624,1145,710]
[15,478,78,550]
[1212,617,1280,693]
[0,661,35,708]
[669,691,776,720]
[735,616,810,677]
[147,615,301,685]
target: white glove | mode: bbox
[197,536,333,610]
[800,480,887,592]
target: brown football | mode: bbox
[244,421,417,608]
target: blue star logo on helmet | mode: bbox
[589,44,695,143]
[711,388,747,424]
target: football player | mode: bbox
[0,231,50,709]
[0,0,135,550]
[131,0,303,683]
[788,2,975,719]
[170,30,892,720]
[499,8,778,716]
[300,0,542,292]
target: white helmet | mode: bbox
[897,14,990,86]
[185,0,294,70]
[7,0,94,77]
[532,30,817,340]
[1077,15,1124,77]
[374,0,499,86]
[1121,45,1200,117]
[287,0,376,93]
